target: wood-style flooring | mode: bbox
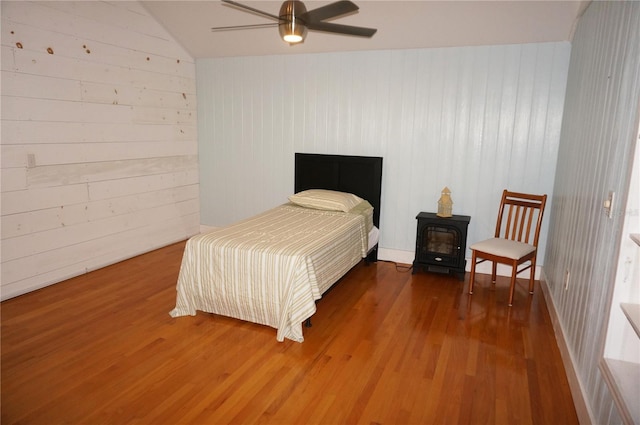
[1,241,578,425]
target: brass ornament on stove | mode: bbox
[437,187,453,218]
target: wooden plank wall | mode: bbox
[542,2,640,424]
[196,42,571,265]
[0,1,199,300]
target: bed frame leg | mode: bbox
[365,245,379,266]
[304,318,312,327]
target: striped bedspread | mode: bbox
[169,204,368,342]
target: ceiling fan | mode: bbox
[211,0,377,45]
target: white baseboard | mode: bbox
[539,270,594,425]
[377,247,542,279]
[378,248,415,264]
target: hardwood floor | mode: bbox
[1,241,578,425]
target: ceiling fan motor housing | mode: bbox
[279,1,308,43]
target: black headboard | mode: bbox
[294,153,383,228]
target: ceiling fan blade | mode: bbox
[305,21,377,37]
[300,0,358,23]
[221,0,281,22]
[211,23,278,32]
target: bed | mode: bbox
[169,153,383,342]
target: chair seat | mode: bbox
[470,238,536,260]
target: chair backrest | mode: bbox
[494,190,547,247]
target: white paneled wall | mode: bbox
[543,2,640,424]
[1,1,199,300]
[197,42,570,264]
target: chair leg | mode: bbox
[529,258,536,294]
[491,262,497,284]
[468,250,477,294]
[508,263,518,306]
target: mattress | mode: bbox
[368,226,379,252]
[169,203,369,342]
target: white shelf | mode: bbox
[601,358,640,425]
[631,233,640,246]
[621,303,640,339]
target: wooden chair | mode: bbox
[468,190,547,306]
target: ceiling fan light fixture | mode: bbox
[279,1,307,44]
[281,22,306,43]
[284,34,302,43]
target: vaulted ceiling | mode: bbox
[142,0,590,58]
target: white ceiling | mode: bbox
[142,0,590,58]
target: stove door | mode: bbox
[417,224,463,268]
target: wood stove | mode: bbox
[413,212,471,280]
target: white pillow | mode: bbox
[349,200,374,233]
[289,189,364,212]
